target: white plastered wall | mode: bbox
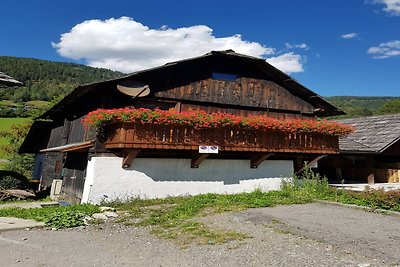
[81,157,293,204]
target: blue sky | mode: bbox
[1,0,399,96]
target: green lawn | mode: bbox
[25,100,50,109]
[0,117,31,158]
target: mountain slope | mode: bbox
[0,56,123,102]
[324,96,400,118]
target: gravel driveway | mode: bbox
[1,202,399,266]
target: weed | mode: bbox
[0,204,99,229]
[44,210,85,229]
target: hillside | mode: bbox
[0,56,123,102]
[324,96,400,118]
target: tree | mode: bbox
[377,99,400,115]
[0,121,34,178]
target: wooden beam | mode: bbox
[294,156,303,173]
[367,155,375,185]
[122,149,141,168]
[191,153,209,168]
[296,155,326,175]
[250,153,274,168]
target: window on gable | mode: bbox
[212,72,238,81]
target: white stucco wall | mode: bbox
[81,157,293,204]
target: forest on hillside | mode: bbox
[0,56,123,103]
[324,96,400,118]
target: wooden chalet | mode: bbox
[319,114,400,184]
[20,50,344,203]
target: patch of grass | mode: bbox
[0,204,99,229]
[0,100,17,107]
[106,189,315,246]
[0,196,52,204]
[0,118,31,158]
[282,167,400,213]
[0,118,30,131]
[25,101,50,109]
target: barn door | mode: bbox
[62,151,89,201]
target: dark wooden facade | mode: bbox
[155,77,315,116]
[20,50,344,201]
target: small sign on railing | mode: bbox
[199,145,219,154]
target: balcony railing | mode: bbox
[101,122,339,154]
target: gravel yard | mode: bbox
[1,202,399,266]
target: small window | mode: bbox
[212,72,238,81]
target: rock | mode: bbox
[21,237,27,241]
[51,228,58,231]
[92,213,108,220]
[357,264,370,267]
[83,215,92,225]
[103,211,119,218]
[100,206,116,212]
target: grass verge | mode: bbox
[0,204,99,229]
[107,188,315,247]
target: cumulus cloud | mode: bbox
[367,40,400,58]
[266,53,304,73]
[341,33,359,39]
[52,17,305,73]
[372,0,400,15]
[285,43,309,50]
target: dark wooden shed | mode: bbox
[319,114,400,183]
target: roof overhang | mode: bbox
[19,120,53,154]
[40,140,95,153]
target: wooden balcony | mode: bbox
[102,122,339,154]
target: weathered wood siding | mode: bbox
[47,126,64,148]
[41,126,64,188]
[155,77,315,114]
[41,116,88,191]
[41,152,63,188]
[62,151,88,202]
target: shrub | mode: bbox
[0,171,30,189]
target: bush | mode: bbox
[280,167,333,200]
[0,170,30,189]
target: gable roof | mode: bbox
[0,72,23,87]
[38,50,343,120]
[338,113,400,153]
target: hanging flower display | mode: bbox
[83,108,354,137]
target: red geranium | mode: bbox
[82,108,354,137]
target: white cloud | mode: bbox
[285,43,309,50]
[266,53,304,73]
[341,33,358,39]
[367,40,400,58]
[52,17,305,74]
[372,0,400,15]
